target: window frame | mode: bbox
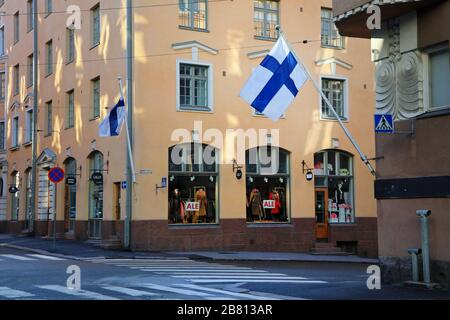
[12,116,19,148]
[0,121,5,151]
[24,109,33,144]
[320,7,345,49]
[27,54,33,88]
[253,0,280,41]
[66,27,75,64]
[176,59,214,113]
[46,40,53,76]
[91,3,101,48]
[424,44,450,112]
[91,76,101,119]
[319,75,349,121]
[66,90,75,129]
[178,0,209,31]
[13,64,19,96]
[13,12,20,44]
[46,100,53,136]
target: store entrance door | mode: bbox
[315,188,329,240]
[113,182,122,235]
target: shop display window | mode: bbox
[246,147,290,223]
[168,144,218,225]
[314,150,355,224]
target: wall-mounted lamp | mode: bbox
[190,176,196,182]
[232,159,243,180]
[156,177,168,194]
[302,160,314,182]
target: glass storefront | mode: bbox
[246,147,290,223]
[64,158,77,232]
[88,152,103,238]
[314,150,355,224]
[168,144,218,225]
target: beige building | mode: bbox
[0,0,378,256]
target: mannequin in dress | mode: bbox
[194,188,208,224]
[169,189,183,223]
[248,188,264,221]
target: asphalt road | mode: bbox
[0,247,449,300]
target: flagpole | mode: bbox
[118,77,137,183]
[276,27,376,177]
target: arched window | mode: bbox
[88,151,104,238]
[246,147,290,223]
[168,143,219,225]
[64,157,77,232]
[314,150,355,224]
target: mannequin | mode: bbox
[169,189,184,223]
[194,188,208,224]
[248,188,264,221]
[269,189,282,221]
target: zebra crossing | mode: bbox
[0,254,66,261]
[0,283,280,300]
[86,258,328,285]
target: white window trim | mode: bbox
[176,59,214,113]
[319,74,350,122]
[422,44,450,112]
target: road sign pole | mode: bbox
[53,183,57,251]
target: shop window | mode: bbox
[10,171,20,221]
[246,147,290,223]
[89,152,104,221]
[64,157,77,232]
[314,150,354,224]
[168,143,219,225]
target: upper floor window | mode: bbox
[178,62,212,112]
[0,121,5,151]
[179,0,207,31]
[0,27,4,56]
[321,8,345,49]
[321,77,348,120]
[429,48,450,110]
[66,90,75,129]
[12,116,19,148]
[46,40,53,76]
[27,54,33,87]
[13,64,19,96]
[91,4,100,47]
[25,109,33,144]
[46,100,53,136]
[92,77,100,119]
[254,0,279,40]
[27,0,34,32]
[46,0,53,17]
[67,27,75,63]
[13,12,19,44]
[0,72,5,101]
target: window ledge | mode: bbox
[320,117,349,123]
[23,141,32,147]
[90,116,100,122]
[254,36,278,42]
[168,223,220,230]
[9,146,20,152]
[90,43,100,51]
[178,25,210,33]
[178,108,213,114]
[321,45,345,50]
[329,223,357,227]
[247,222,292,228]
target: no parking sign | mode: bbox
[48,167,65,184]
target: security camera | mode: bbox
[416,210,431,217]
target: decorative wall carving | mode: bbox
[375,18,424,120]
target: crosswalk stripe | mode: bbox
[135,266,251,270]
[36,285,119,300]
[173,275,307,280]
[151,270,269,273]
[139,284,211,297]
[0,287,35,299]
[101,286,158,297]
[206,297,238,300]
[27,254,66,261]
[190,279,328,284]
[88,259,191,263]
[176,284,278,301]
[0,254,35,261]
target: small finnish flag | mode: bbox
[240,36,308,121]
[99,98,127,137]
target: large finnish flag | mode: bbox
[240,36,308,121]
[99,98,127,137]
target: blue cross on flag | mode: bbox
[240,35,308,121]
[99,98,127,137]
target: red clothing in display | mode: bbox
[269,192,281,215]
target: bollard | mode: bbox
[416,210,431,284]
[407,248,422,282]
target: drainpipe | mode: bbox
[416,210,432,284]
[29,0,39,233]
[124,0,134,249]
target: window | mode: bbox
[25,109,33,143]
[246,147,290,223]
[314,150,354,224]
[89,152,104,220]
[12,117,19,148]
[321,77,347,120]
[91,4,100,47]
[46,0,53,16]
[0,72,5,101]
[0,27,5,56]
[25,169,32,225]
[27,0,34,32]
[64,157,77,232]
[46,101,53,135]
[321,8,345,49]
[27,54,33,87]
[11,172,20,221]
[429,48,450,110]
[66,90,75,129]
[179,0,207,30]
[46,40,53,76]
[66,27,75,63]
[13,64,19,96]
[254,0,279,40]
[168,143,219,225]
[0,121,5,150]
[14,12,19,44]
[178,63,211,111]
[92,77,100,119]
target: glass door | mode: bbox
[315,188,329,240]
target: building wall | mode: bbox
[1,0,377,254]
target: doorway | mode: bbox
[113,182,121,235]
[315,188,329,240]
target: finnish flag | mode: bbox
[99,98,127,137]
[240,36,308,121]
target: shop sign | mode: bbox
[263,200,276,209]
[66,176,77,186]
[9,186,19,194]
[91,172,104,186]
[185,202,200,212]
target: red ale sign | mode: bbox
[185,202,200,212]
[263,200,275,209]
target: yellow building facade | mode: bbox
[0,0,378,256]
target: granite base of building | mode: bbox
[380,256,450,288]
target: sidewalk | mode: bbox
[0,234,379,264]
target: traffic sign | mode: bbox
[121,181,127,189]
[375,114,394,133]
[48,167,65,184]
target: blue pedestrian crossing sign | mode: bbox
[375,114,394,133]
